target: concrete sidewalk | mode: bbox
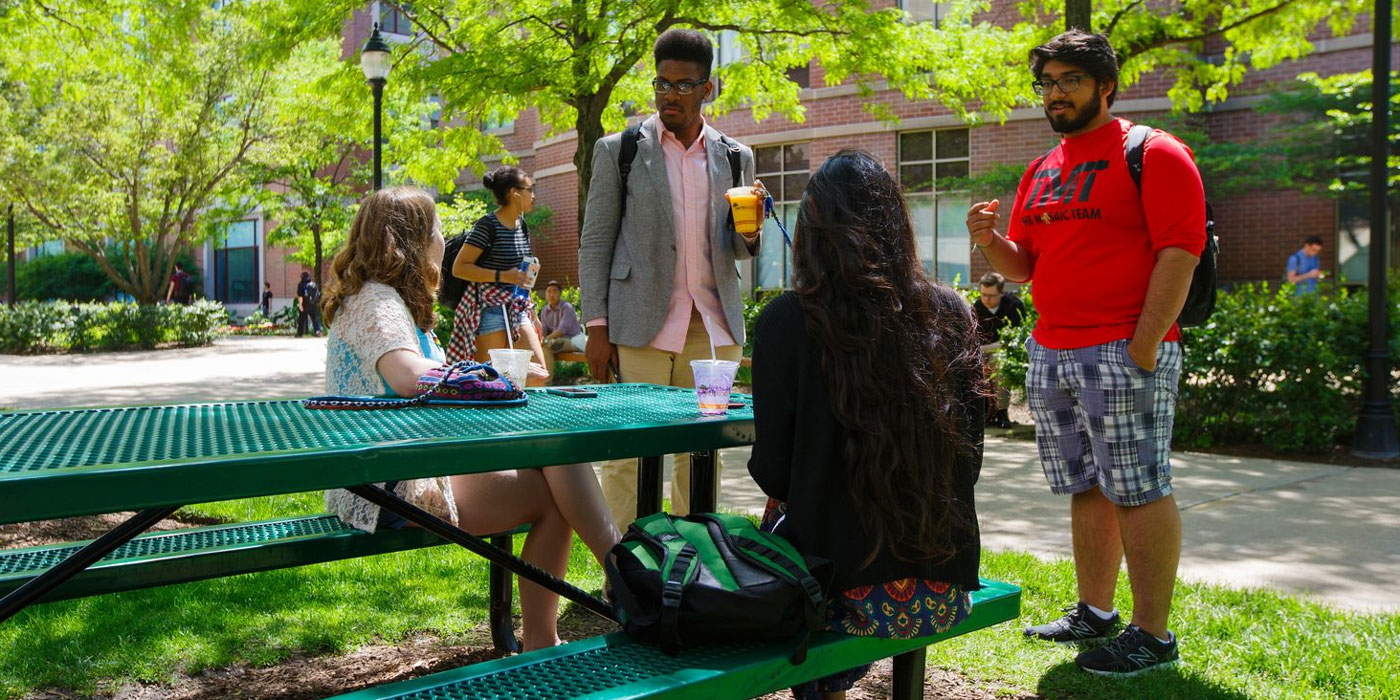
[3,335,1397,613]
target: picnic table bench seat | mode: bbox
[322,578,1021,700]
[0,514,528,651]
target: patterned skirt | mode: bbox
[760,499,972,698]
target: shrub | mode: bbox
[992,281,1400,453]
[0,300,226,354]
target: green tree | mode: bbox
[269,0,1371,235]
[250,39,372,287]
[0,1,275,303]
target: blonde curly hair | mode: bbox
[322,187,440,331]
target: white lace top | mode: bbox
[323,281,458,532]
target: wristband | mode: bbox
[494,269,501,283]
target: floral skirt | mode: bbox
[761,499,972,698]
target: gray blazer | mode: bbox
[578,117,757,349]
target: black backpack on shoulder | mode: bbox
[1125,124,1218,328]
[617,124,743,218]
[439,222,502,310]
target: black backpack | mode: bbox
[1125,124,1218,327]
[618,124,743,218]
[439,219,510,310]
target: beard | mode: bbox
[1045,96,1103,134]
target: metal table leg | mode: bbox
[0,505,181,624]
[348,485,617,623]
[637,455,663,518]
[689,449,717,513]
[891,647,927,700]
[487,533,519,653]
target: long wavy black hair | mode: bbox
[791,149,985,566]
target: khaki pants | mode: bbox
[603,313,742,528]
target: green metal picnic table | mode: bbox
[0,383,752,626]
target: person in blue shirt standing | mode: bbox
[1286,236,1325,294]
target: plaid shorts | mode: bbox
[1025,337,1182,506]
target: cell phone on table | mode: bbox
[547,387,598,398]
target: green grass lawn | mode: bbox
[1,496,1396,699]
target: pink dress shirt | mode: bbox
[589,117,738,353]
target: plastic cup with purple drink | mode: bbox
[690,359,740,416]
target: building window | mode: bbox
[1337,196,1369,284]
[379,3,412,36]
[31,240,64,258]
[899,128,970,284]
[753,143,810,291]
[214,219,259,304]
[899,0,953,26]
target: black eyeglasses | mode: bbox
[652,78,707,95]
[1030,74,1088,96]
[516,185,535,193]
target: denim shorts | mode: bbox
[477,305,508,335]
[1025,337,1182,506]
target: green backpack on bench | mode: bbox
[604,512,828,662]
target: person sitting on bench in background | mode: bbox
[748,151,985,700]
[537,280,585,376]
[320,186,620,651]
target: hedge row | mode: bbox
[0,300,228,354]
[994,281,1400,452]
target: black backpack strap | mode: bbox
[658,544,695,656]
[1124,123,1153,192]
[719,134,743,187]
[618,124,643,218]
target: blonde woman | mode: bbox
[322,186,619,650]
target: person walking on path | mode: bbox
[446,166,549,379]
[973,272,1026,429]
[165,262,193,306]
[965,30,1206,677]
[260,282,273,319]
[296,271,323,337]
[578,28,764,528]
[1285,235,1325,294]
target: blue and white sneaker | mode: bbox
[1075,624,1180,677]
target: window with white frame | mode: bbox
[899,129,970,284]
[899,0,953,26]
[753,143,810,291]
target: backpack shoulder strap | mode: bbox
[1124,123,1154,192]
[618,123,643,217]
[719,134,743,187]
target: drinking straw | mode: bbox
[502,304,514,349]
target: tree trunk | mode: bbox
[312,220,323,288]
[572,95,610,250]
[1065,0,1092,32]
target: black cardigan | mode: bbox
[746,292,983,593]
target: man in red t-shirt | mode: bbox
[966,31,1206,678]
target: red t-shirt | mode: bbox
[1006,118,1206,350]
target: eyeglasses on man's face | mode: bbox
[1031,74,1088,96]
[652,78,707,95]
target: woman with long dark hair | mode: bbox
[747,150,985,700]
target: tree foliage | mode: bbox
[0,0,277,303]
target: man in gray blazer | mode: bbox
[578,28,762,528]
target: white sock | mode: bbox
[1085,603,1116,620]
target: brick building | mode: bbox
[369,4,1392,297]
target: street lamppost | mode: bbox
[1352,0,1398,459]
[360,25,392,190]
